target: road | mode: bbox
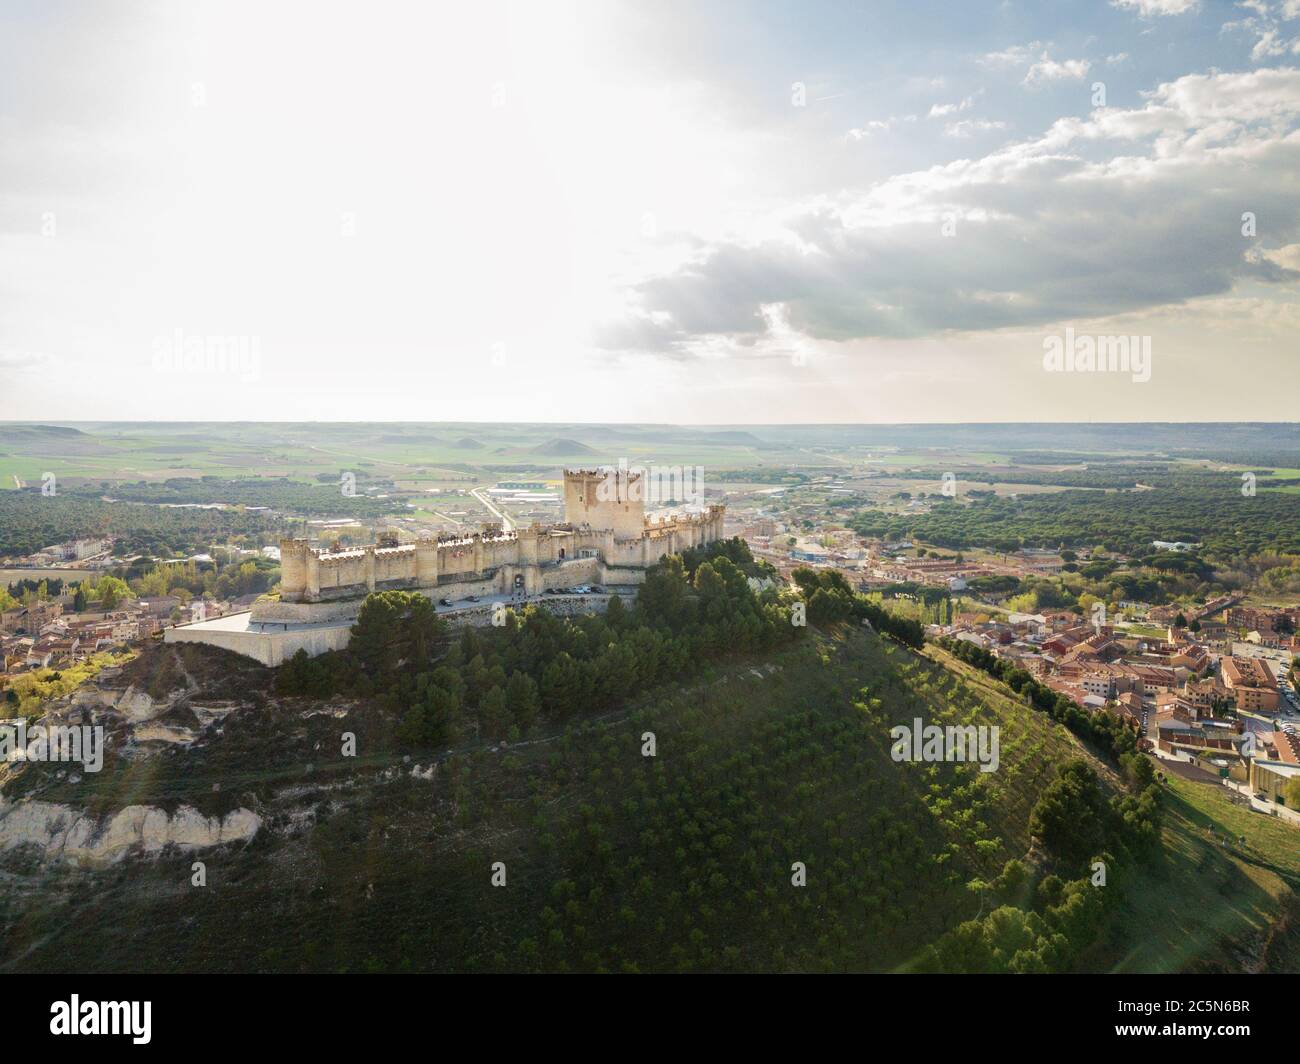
[307,442,420,474]
[470,487,514,531]
[430,588,630,616]
[800,447,854,468]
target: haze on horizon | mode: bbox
[2,0,1299,425]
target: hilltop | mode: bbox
[530,437,596,455]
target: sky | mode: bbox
[1,0,1298,424]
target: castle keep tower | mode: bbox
[564,468,646,539]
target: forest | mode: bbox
[276,539,807,744]
[850,483,1300,559]
[0,491,282,557]
[97,476,410,517]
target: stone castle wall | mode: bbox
[166,614,353,667]
[278,469,725,605]
[188,587,642,666]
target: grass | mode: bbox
[1108,774,1300,973]
[1123,623,1169,639]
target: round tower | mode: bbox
[279,538,311,602]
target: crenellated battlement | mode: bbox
[277,466,724,603]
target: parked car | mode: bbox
[438,598,452,606]
[465,595,480,603]
[590,585,605,594]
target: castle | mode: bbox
[273,468,725,608]
[165,468,725,665]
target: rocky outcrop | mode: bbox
[111,684,184,723]
[0,796,260,867]
[132,723,198,745]
[56,683,184,725]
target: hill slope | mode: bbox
[1,629,1295,972]
[0,628,1098,972]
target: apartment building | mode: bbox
[1221,655,1280,713]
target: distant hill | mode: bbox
[0,424,89,443]
[686,430,766,446]
[0,423,102,456]
[376,433,446,445]
[450,437,485,449]
[531,438,596,455]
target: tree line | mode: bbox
[276,539,807,747]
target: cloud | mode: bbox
[1223,1,1300,62]
[980,43,1041,68]
[1111,0,1199,15]
[845,114,917,140]
[597,68,1300,355]
[928,96,975,117]
[1256,242,1300,270]
[1024,55,1092,85]
[978,42,1091,85]
[0,349,56,373]
[944,118,1010,137]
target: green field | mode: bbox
[0,423,815,488]
[1111,776,1300,973]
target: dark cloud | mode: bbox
[599,68,1300,354]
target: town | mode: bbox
[7,441,1300,826]
[5,0,1300,1027]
